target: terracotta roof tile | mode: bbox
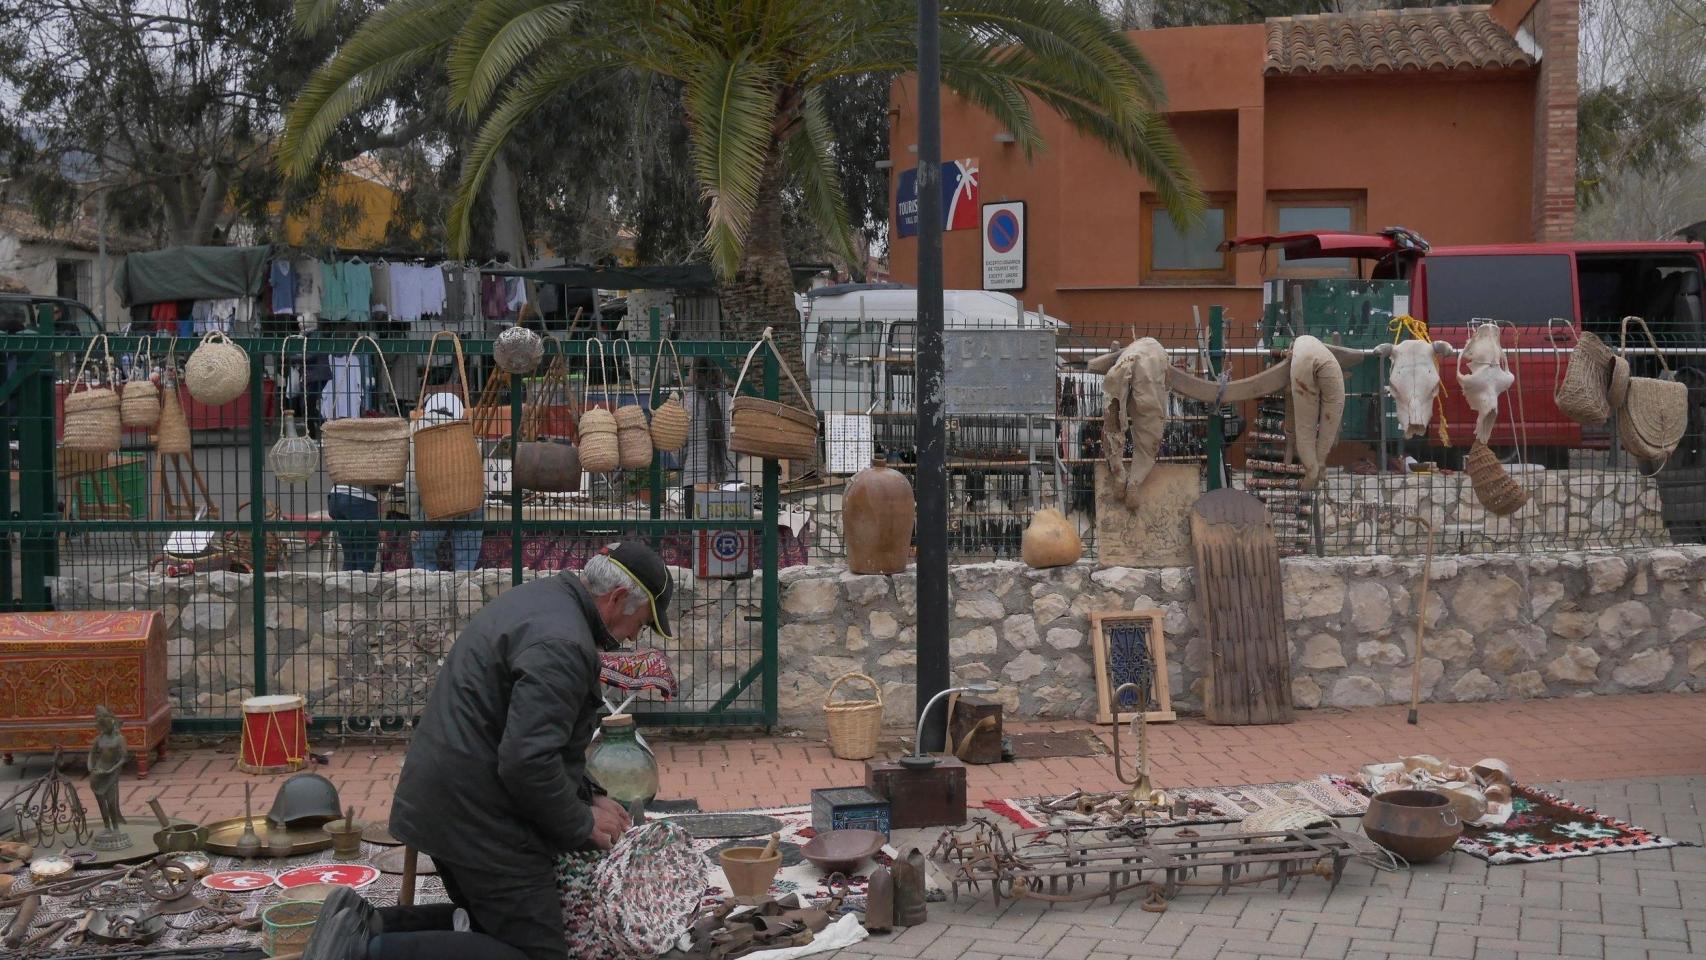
[1265,5,1533,77]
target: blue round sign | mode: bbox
[987,209,1020,254]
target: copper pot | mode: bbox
[1363,789,1462,863]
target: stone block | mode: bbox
[1449,574,1524,632]
[1449,669,1500,702]
[1003,615,1041,651]
[1348,581,1393,632]
[1386,658,1443,702]
[1282,564,1346,620]
[1505,670,1548,699]
[1357,640,1406,667]
[1546,645,1600,684]
[840,573,891,605]
[1032,593,1070,625]
[1045,627,1083,651]
[1425,628,1476,663]
[1586,556,1630,593]
[1328,676,1384,708]
[1292,675,1322,709]
[1611,649,1673,689]
[953,592,1005,621]
[1003,651,1048,683]
[781,578,840,619]
[1596,601,1654,650]
[1299,634,1347,670]
[951,627,998,658]
[868,610,901,641]
[1482,625,1546,673]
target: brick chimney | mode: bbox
[1500,0,1579,242]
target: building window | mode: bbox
[55,259,93,304]
[1141,194,1234,285]
[1266,191,1367,277]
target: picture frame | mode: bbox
[1089,609,1176,725]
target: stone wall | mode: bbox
[775,545,1706,728]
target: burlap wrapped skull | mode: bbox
[1097,338,1171,508]
[1375,339,1455,439]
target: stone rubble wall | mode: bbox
[776,545,1706,728]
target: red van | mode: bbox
[1224,232,1706,466]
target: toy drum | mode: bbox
[239,694,309,775]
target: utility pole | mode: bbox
[914,0,950,754]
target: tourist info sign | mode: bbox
[944,329,1056,416]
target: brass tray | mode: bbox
[203,816,331,857]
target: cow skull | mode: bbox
[1375,339,1455,439]
[1458,322,1514,444]
[1098,338,1172,509]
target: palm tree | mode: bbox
[280,0,1202,395]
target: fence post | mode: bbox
[510,373,524,586]
[249,348,268,696]
[1205,305,1226,491]
[649,308,664,528]
[761,347,781,730]
[18,342,56,609]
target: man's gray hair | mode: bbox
[583,554,649,615]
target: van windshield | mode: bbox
[1425,254,1575,326]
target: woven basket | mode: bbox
[651,396,689,452]
[261,900,321,956]
[1553,325,1614,426]
[323,335,409,486]
[1615,317,1689,467]
[156,369,192,455]
[494,323,545,374]
[616,405,652,469]
[64,336,120,453]
[824,672,884,761]
[184,330,249,406]
[1466,441,1530,516]
[579,339,620,472]
[414,332,484,519]
[728,328,818,460]
[120,379,160,428]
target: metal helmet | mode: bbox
[266,772,342,828]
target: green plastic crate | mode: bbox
[72,456,148,521]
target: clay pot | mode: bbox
[515,440,582,492]
[719,846,782,899]
[1020,508,1083,568]
[843,455,914,575]
[1363,789,1462,864]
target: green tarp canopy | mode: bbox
[115,245,272,306]
[483,264,716,290]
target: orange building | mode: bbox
[885,0,1577,338]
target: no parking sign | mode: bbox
[982,201,1025,291]
[694,485,754,579]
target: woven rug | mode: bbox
[985,777,1371,830]
[654,805,942,911]
[1456,784,1685,864]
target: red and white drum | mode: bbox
[238,694,309,775]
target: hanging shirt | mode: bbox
[481,275,506,319]
[505,277,527,312]
[270,261,295,315]
[461,267,481,321]
[441,265,466,329]
[321,354,369,421]
[369,261,394,316]
[343,263,373,325]
[320,262,347,323]
[293,259,324,329]
[421,264,447,317]
[150,301,177,334]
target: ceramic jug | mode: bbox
[843,455,915,574]
[587,715,658,821]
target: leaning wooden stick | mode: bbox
[1408,516,1435,725]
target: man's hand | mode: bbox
[589,796,632,850]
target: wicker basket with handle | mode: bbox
[184,330,249,406]
[614,339,653,469]
[579,338,620,473]
[1551,320,1614,427]
[823,672,884,761]
[119,335,161,428]
[649,337,689,452]
[155,353,192,455]
[1614,316,1689,470]
[1466,441,1530,516]
[322,335,410,486]
[413,332,484,519]
[729,326,818,461]
[63,335,121,453]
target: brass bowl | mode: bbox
[203,816,331,858]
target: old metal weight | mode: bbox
[863,863,895,932]
[891,848,927,926]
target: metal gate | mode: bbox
[0,333,780,733]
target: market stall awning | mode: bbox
[482,264,717,290]
[115,245,272,306]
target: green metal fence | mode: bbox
[0,332,780,733]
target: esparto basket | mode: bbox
[729,327,819,461]
[155,360,192,455]
[650,338,689,452]
[1615,316,1689,469]
[63,335,121,453]
[413,332,484,520]
[1466,441,1530,517]
[119,335,160,428]
[578,339,620,473]
[1551,321,1614,427]
[824,672,884,761]
[184,330,249,406]
[322,335,410,486]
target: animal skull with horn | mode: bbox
[1457,321,1514,444]
[1375,338,1456,439]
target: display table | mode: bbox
[0,611,171,776]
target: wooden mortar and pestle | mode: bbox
[718,833,782,902]
[326,807,364,861]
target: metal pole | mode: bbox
[915,0,950,754]
[1205,305,1225,490]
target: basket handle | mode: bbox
[731,327,816,415]
[279,335,310,439]
[824,672,882,707]
[1620,315,1671,375]
[132,334,152,379]
[347,334,403,415]
[73,334,112,390]
[652,337,685,399]
[418,331,471,418]
[584,337,610,408]
[615,338,643,407]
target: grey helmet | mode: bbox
[266,772,343,828]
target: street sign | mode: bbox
[981,201,1025,291]
[943,329,1056,416]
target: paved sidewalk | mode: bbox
[860,776,1706,960]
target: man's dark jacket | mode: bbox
[390,572,608,869]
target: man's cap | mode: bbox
[606,541,673,639]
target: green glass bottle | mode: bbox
[587,714,658,821]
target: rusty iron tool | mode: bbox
[3,892,41,947]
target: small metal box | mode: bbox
[864,757,969,829]
[811,787,892,839]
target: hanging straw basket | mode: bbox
[64,335,121,453]
[120,335,160,428]
[184,330,249,406]
[413,332,484,520]
[322,335,410,486]
[1466,441,1530,517]
[1614,316,1689,467]
[156,362,192,455]
[650,338,689,452]
[1552,324,1614,427]
[729,327,819,461]
[578,339,620,473]
[614,340,653,469]
[823,672,884,761]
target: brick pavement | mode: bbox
[3,691,1696,826]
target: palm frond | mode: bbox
[784,89,858,269]
[448,0,585,120]
[293,0,342,35]
[446,50,605,255]
[278,0,466,179]
[681,51,779,277]
[942,0,1166,119]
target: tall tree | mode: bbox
[279,0,1203,398]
